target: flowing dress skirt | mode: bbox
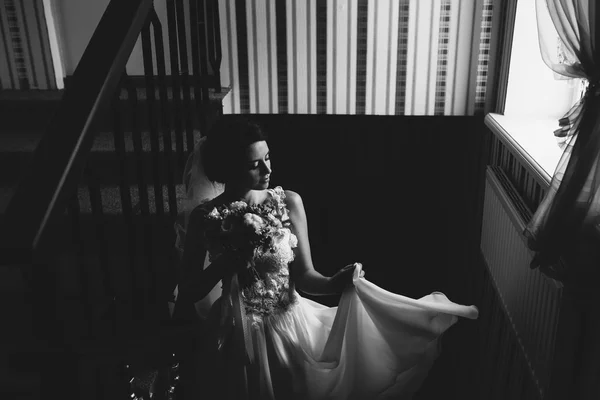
[203,265,478,400]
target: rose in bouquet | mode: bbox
[203,200,289,274]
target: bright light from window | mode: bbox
[504,0,581,119]
[490,0,587,183]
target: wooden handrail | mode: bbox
[0,0,154,265]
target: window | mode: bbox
[490,0,584,179]
[504,0,582,119]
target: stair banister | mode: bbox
[0,0,154,266]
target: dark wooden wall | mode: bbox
[249,114,486,299]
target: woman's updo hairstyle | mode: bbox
[202,116,268,184]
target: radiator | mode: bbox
[480,166,563,398]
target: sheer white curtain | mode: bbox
[524,0,600,280]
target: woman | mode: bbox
[174,117,478,399]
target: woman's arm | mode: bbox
[177,206,225,304]
[285,190,355,295]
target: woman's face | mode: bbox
[232,140,272,190]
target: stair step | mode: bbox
[0,129,198,153]
[0,130,200,188]
[114,84,230,102]
[0,86,230,103]
[1,183,189,215]
[72,183,188,215]
[90,130,197,153]
[0,132,42,152]
[0,97,223,138]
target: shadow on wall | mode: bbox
[238,114,486,303]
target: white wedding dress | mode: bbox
[172,139,479,400]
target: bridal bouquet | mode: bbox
[203,199,290,271]
[203,193,298,319]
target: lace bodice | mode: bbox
[201,187,298,320]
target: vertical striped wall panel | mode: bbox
[219,0,241,113]
[219,0,495,115]
[0,0,56,90]
[474,0,494,111]
[327,0,357,115]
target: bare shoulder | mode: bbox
[284,189,302,204]
[284,190,304,213]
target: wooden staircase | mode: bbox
[0,90,226,400]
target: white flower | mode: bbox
[207,207,221,219]
[273,187,285,198]
[271,192,281,204]
[254,280,266,295]
[267,213,283,228]
[230,201,247,211]
[244,213,266,233]
[289,233,298,248]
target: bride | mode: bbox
[172,117,478,399]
